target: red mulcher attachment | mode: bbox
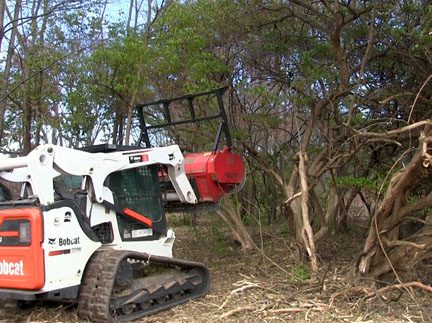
[184,147,245,203]
[136,87,245,209]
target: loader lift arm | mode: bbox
[0,144,198,207]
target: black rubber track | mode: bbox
[77,249,210,322]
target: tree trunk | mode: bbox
[124,0,151,145]
[298,151,318,273]
[216,197,254,250]
[353,127,432,283]
[0,0,21,143]
[125,89,138,145]
[284,96,337,255]
[0,0,6,50]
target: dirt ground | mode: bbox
[0,214,431,322]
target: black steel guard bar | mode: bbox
[135,87,232,152]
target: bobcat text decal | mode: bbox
[59,237,80,246]
[49,237,80,247]
[0,259,24,276]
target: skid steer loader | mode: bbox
[0,87,245,321]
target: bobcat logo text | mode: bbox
[0,260,23,276]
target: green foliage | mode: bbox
[1,0,430,151]
[279,221,290,235]
[408,195,432,217]
[188,226,204,241]
[186,216,232,257]
[149,0,232,93]
[241,213,252,226]
[209,223,232,257]
[332,175,379,191]
[290,263,310,282]
[331,172,390,193]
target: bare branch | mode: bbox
[409,74,432,123]
[381,236,427,250]
[346,119,432,139]
[283,192,302,206]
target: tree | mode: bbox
[351,1,432,283]
[222,0,432,276]
[0,0,105,152]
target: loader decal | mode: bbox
[0,260,23,276]
[48,247,82,256]
[59,237,80,246]
[129,156,141,163]
[64,212,72,222]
